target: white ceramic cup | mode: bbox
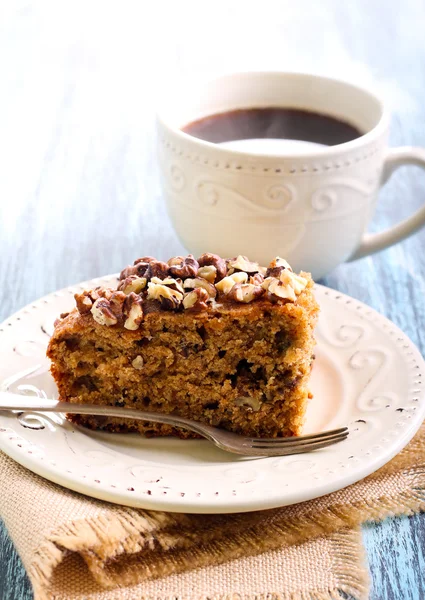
[157,72,425,279]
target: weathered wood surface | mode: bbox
[1,1,425,598]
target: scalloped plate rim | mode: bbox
[0,277,424,514]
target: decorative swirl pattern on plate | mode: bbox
[1,365,45,392]
[272,458,315,472]
[349,349,391,412]
[347,416,379,438]
[13,340,47,357]
[17,412,61,431]
[16,384,47,399]
[336,325,365,347]
[361,394,397,411]
[349,349,386,370]
[129,466,167,482]
[3,365,63,430]
[222,467,259,483]
[84,450,125,467]
[317,322,365,349]
[41,320,55,338]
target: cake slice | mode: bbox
[47,254,319,438]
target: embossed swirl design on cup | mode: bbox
[198,182,219,206]
[311,189,337,212]
[309,179,374,220]
[196,181,264,214]
[168,169,375,224]
[196,180,295,216]
[169,165,186,192]
[263,184,294,211]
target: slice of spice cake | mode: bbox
[47,254,319,438]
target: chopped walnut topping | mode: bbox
[262,277,297,302]
[183,277,217,299]
[260,261,307,303]
[54,312,70,327]
[75,290,95,314]
[197,253,227,281]
[249,272,265,286]
[118,276,147,295]
[131,355,144,369]
[120,261,150,280]
[168,254,199,279]
[91,298,118,326]
[197,265,217,283]
[124,303,144,329]
[266,266,285,278]
[228,283,265,303]
[108,291,127,317]
[228,255,261,274]
[90,287,103,297]
[279,269,308,294]
[147,280,184,309]
[151,276,184,295]
[76,287,120,315]
[268,256,293,271]
[123,293,144,330]
[145,260,170,280]
[262,277,278,291]
[162,296,183,310]
[215,272,248,295]
[183,288,210,311]
[133,256,155,265]
[76,253,306,327]
[168,256,184,267]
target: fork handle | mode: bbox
[0,391,216,440]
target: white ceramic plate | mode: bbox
[0,277,424,514]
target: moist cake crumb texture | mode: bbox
[47,254,319,438]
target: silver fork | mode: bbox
[0,392,348,456]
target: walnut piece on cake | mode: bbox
[47,254,319,438]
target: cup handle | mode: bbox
[349,146,425,261]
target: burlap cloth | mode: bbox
[1,424,424,600]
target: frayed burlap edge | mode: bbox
[28,465,425,599]
[42,530,370,600]
[330,529,369,600]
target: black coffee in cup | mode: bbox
[182,108,362,152]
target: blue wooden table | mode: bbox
[0,2,424,598]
